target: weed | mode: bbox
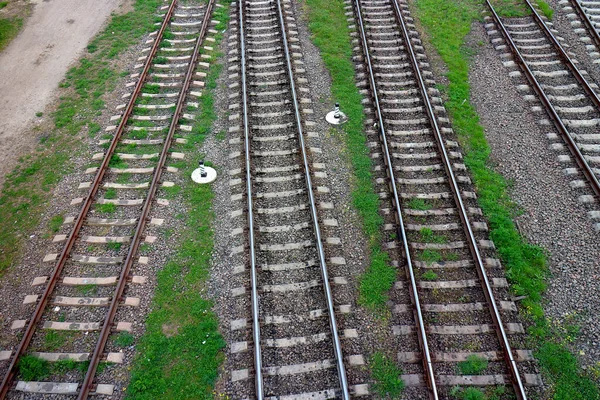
[407,198,432,210]
[96,203,116,213]
[420,227,447,243]
[36,112,43,117]
[107,241,122,251]
[18,356,50,381]
[370,352,405,397]
[43,330,68,351]
[130,129,149,139]
[54,359,89,374]
[418,249,443,264]
[421,270,438,281]
[139,243,150,254]
[458,355,488,375]
[153,56,168,64]
[536,0,554,19]
[0,2,7,9]
[114,332,135,347]
[48,215,64,233]
[450,386,485,400]
[104,188,117,199]
[76,284,98,296]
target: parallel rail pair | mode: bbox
[487,0,600,200]
[0,0,216,397]
[352,0,529,398]
[238,0,349,398]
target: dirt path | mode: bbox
[0,0,124,185]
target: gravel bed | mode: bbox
[1,2,212,397]
[469,18,600,382]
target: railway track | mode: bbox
[0,0,219,397]
[485,0,600,230]
[223,0,370,397]
[350,0,541,397]
[563,0,600,51]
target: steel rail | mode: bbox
[0,1,178,397]
[238,0,263,397]
[78,0,217,398]
[351,0,438,398]
[569,0,600,50]
[388,0,527,397]
[524,0,600,110]
[239,0,350,396]
[486,0,600,199]
[387,1,528,398]
[274,0,350,397]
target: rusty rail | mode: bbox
[0,1,179,397]
[78,0,217,397]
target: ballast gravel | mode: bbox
[468,20,600,375]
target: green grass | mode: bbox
[0,0,163,278]
[490,0,530,17]
[406,197,432,210]
[414,0,599,397]
[370,352,405,398]
[0,17,22,52]
[0,2,8,9]
[48,214,64,233]
[421,270,438,281]
[18,355,50,381]
[536,0,554,19]
[113,332,135,347]
[304,0,396,316]
[458,355,488,375]
[125,3,230,398]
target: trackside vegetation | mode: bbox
[0,0,163,277]
[302,0,404,394]
[125,2,230,398]
[414,0,598,397]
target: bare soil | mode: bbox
[0,0,125,186]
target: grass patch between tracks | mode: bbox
[414,0,599,397]
[0,0,163,278]
[125,3,229,399]
[303,0,403,394]
[304,0,394,314]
